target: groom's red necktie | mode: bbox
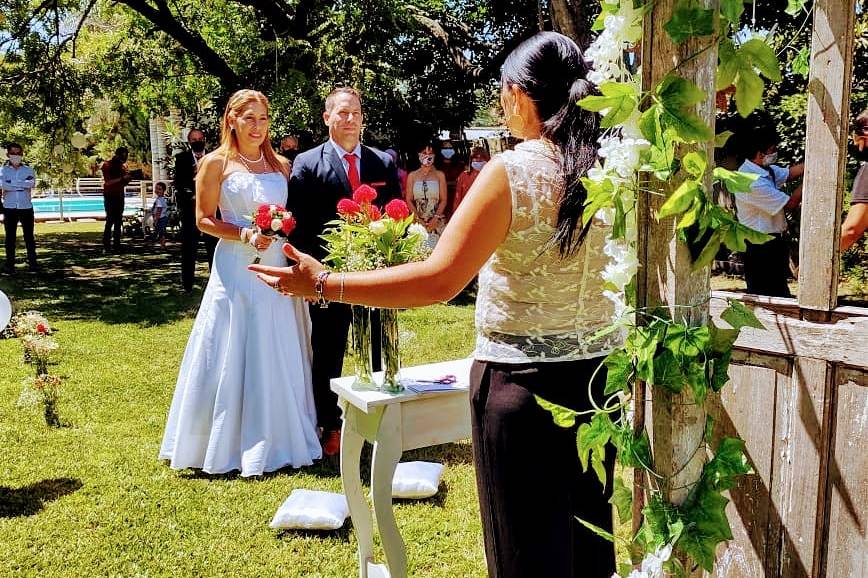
[344,153,361,193]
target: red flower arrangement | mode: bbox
[385,199,410,220]
[36,323,48,335]
[337,198,362,216]
[352,184,378,204]
[252,204,296,237]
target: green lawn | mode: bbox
[0,223,484,578]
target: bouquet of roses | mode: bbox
[252,203,296,238]
[321,185,429,272]
[11,311,53,338]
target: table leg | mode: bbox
[371,405,407,578]
[341,407,374,578]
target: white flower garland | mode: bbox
[589,4,677,575]
[585,0,645,327]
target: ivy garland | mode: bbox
[538,0,795,575]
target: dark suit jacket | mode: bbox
[173,150,198,216]
[287,142,401,260]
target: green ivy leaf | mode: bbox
[722,220,773,252]
[715,130,734,149]
[785,0,807,16]
[579,82,640,128]
[610,477,633,522]
[604,349,633,395]
[652,349,685,392]
[685,359,709,404]
[665,324,710,358]
[657,180,701,220]
[713,167,758,194]
[720,300,765,330]
[682,151,707,179]
[734,67,764,118]
[688,229,719,271]
[657,75,707,109]
[740,38,782,82]
[578,413,613,486]
[706,437,754,490]
[791,45,810,78]
[719,0,744,24]
[710,348,733,391]
[582,177,616,225]
[709,323,739,354]
[536,395,578,428]
[664,0,715,44]
[577,517,617,543]
[616,426,653,470]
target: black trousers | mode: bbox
[470,358,616,578]
[309,303,382,431]
[103,195,124,248]
[3,208,37,267]
[180,206,219,291]
[743,234,792,298]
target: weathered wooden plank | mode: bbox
[710,357,784,577]
[711,291,868,323]
[774,358,832,578]
[709,298,868,370]
[639,0,718,509]
[798,0,858,311]
[821,367,868,578]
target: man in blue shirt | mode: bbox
[0,143,38,274]
[736,124,804,298]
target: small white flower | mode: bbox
[369,220,387,235]
[408,223,428,241]
[270,218,282,232]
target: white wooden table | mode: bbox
[330,357,474,578]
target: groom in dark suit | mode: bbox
[287,87,401,456]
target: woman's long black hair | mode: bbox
[501,31,600,257]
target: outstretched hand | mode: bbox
[248,243,325,298]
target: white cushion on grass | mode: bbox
[0,291,10,333]
[269,489,349,530]
[392,461,445,499]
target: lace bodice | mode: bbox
[218,172,287,228]
[474,140,621,363]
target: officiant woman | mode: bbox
[251,32,619,578]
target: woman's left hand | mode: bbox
[248,243,325,298]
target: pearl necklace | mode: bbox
[237,150,264,173]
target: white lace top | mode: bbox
[473,140,621,363]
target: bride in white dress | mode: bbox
[160,89,321,476]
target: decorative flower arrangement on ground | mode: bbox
[12,311,67,428]
[322,185,429,392]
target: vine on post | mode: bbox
[539,0,788,575]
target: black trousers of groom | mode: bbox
[309,303,382,432]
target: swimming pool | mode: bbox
[31,195,143,219]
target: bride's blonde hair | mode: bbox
[218,89,287,177]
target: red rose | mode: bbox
[384,199,410,220]
[337,198,362,215]
[255,211,273,230]
[352,184,378,204]
[281,215,296,235]
[36,323,47,334]
[366,205,382,221]
[257,204,271,215]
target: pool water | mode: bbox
[32,196,141,215]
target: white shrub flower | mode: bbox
[369,220,387,235]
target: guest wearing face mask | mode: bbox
[405,143,448,247]
[454,147,491,210]
[736,122,804,298]
[278,134,299,162]
[174,128,212,292]
[439,140,465,217]
[1,143,38,274]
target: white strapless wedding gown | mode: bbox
[159,171,321,476]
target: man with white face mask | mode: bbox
[736,122,804,297]
[1,143,37,274]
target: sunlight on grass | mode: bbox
[0,223,485,578]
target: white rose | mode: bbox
[408,223,428,241]
[270,218,282,232]
[369,220,387,235]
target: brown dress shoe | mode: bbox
[322,430,341,456]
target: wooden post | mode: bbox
[798,0,856,317]
[638,0,718,514]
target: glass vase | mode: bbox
[350,305,377,391]
[380,308,403,393]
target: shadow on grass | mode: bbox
[0,477,83,518]
[277,519,354,542]
[0,228,208,326]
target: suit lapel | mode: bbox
[325,144,352,195]
[360,146,379,185]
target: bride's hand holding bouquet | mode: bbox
[243,203,297,262]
